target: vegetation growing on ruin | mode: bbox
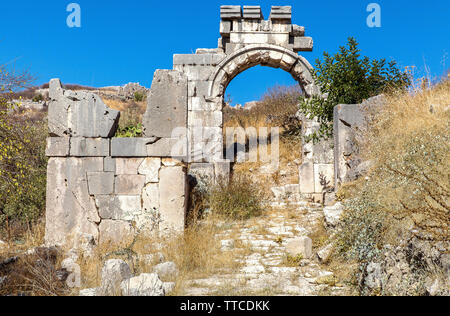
[299,37,410,142]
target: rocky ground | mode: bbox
[180,201,347,296]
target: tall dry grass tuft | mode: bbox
[362,79,450,242]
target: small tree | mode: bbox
[299,37,410,142]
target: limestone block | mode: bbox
[220,21,232,36]
[291,24,305,36]
[314,164,335,193]
[189,163,215,184]
[299,162,315,194]
[159,166,187,232]
[220,5,242,20]
[176,65,214,82]
[138,158,161,183]
[143,70,187,138]
[142,183,160,213]
[271,22,292,33]
[114,175,146,195]
[87,172,115,195]
[99,220,135,247]
[70,138,110,157]
[104,157,116,172]
[280,53,297,71]
[45,157,103,248]
[95,195,141,221]
[243,6,263,19]
[115,158,144,175]
[173,54,225,66]
[146,138,187,158]
[100,259,132,296]
[154,262,178,280]
[323,202,344,227]
[110,138,156,157]
[294,37,313,52]
[188,81,211,98]
[48,79,120,138]
[120,273,165,297]
[46,137,70,157]
[270,6,292,21]
[286,236,312,259]
[188,111,222,127]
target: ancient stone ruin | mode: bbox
[45,5,339,249]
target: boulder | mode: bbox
[285,236,312,259]
[154,262,179,280]
[121,273,165,296]
[317,244,334,263]
[323,202,344,227]
[99,259,132,296]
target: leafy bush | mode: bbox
[32,94,44,102]
[299,37,410,142]
[0,98,47,237]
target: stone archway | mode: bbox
[208,44,318,101]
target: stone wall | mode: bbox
[45,79,188,249]
[333,95,385,187]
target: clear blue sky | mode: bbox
[1,0,448,104]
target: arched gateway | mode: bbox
[44,6,333,249]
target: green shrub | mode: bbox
[299,37,410,142]
[208,175,263,220]
[134,91,146,102]
[115,105,143,137]
[32,94,44,102]
[0,99,47,236]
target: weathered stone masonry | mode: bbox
[45,5,338,249]
[45,79,188,249]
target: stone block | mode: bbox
[111,138,156,157]
[220,21,231,36]
[100,259,132,296]
[286,236,312,259]
[189,163,215,184]
[188,81,211,98]
[115,175,146,195]
[138,158,161,183]
[175,65,214,81]
[173,54,224,66]
[70,138,110,157]
[142,183,160,213]
[48,79,120,138]
[87,172,115,195]
[159,166,187,232]
[95,195,142,221]
[143,70,187,138]
[120,273,165,297]
[103,157,116,172]
[188,111,222,127]
[294,37,313,52]
[46,137,70,157]
[99,220,135,247]
[243,6,263,19]
[146,138,187,158]
[45,157,103,248]
[299,162,315,194]
[291,24,305,36]
[220,5,242,20]
[270,6,292,21]
[116,158,144,175]
[314,164,335,193]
